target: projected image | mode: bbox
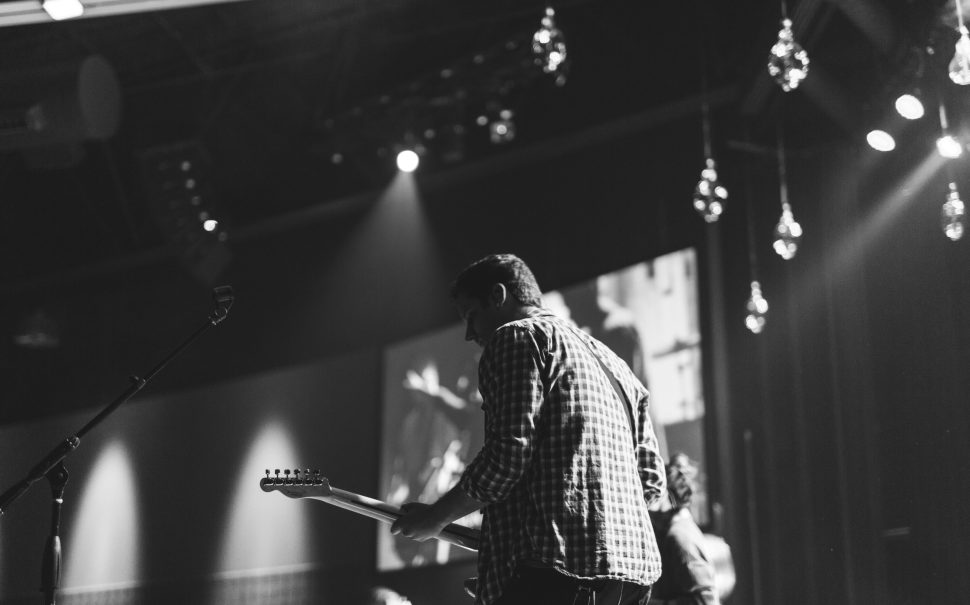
[378,248,706,570]
[378,324,483,570]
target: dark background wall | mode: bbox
[0,106,967,605]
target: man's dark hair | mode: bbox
[450,254,543,306]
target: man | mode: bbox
[391,254,666,605]
[648,453,720,605]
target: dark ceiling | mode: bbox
[0,0,956,292]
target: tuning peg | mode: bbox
[293,468,302,483]
[283,469,292,484]
[274,469,281,484]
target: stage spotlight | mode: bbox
[894,93,924,120]
[866,129,895,152]
[41,0,84,20]
[489,110,516,144]
[936,134,963,158]
[139,141,232,284]
[396,149,419,172]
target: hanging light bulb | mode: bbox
[745,281,769,334]
[693,158,728,223]
[771,125,801,259]
[936,134,963,158]
[866,129,896,152]
[740,133,765,335]
[772,204,802,260]
[894,93,925,120]
[942,182,966,241]
[767,19,810,92]
[950,26,970,85]
[533,6,568,85]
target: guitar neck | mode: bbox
[307,486,480,552]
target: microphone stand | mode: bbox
[41,462,67,605]
[0,285,235,605]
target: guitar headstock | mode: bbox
[259,468,334,499]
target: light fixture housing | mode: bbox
[42,0,84,20]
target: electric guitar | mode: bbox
[259,468,480,551]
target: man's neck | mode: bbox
[506,304,543,322]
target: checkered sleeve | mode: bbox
[636,391,666,506]
[458,324,544,504]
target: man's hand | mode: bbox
[390,502,448,542]
[391,485,485,543]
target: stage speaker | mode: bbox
[0,54,121,150]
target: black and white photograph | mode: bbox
[0,2,966,605]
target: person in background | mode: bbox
[391,253,666,605]
[648,453,719,605]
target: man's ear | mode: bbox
[489,283,508,307]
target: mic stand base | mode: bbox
[41,462,68,605]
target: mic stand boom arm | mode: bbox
[0,285,234,604]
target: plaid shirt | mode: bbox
[457,312,665,605]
